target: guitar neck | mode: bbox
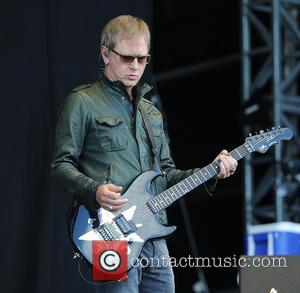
[147,143,250,214]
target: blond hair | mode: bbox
[101,15,150,52]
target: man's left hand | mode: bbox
[215,149,238,179]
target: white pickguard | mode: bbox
[78,205,144,246]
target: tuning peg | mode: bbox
[248,133,252,137]
[272,127,275,130]
[278,125,281,129]
[260,130,264,134]
[266,129,269,131]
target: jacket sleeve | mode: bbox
[159,123,217,195]
[50,93,100,210]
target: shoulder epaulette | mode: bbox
[72,83,92,93]
[141,97,155,105]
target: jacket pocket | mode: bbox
[95,116,128,151]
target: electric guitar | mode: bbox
[70,127,293,272]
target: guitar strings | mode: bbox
[103,134,275,233]
[122,149,235,221]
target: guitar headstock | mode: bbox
[245,127,293,154]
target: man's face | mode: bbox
[102,36,149,93]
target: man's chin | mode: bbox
[124,80,139,88]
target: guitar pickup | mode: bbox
[113,214,137,236]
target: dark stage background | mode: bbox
[1,1,242,292]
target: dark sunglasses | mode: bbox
[111,48,151,64]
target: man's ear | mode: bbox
[101,46,109,65]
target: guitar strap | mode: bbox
[139,102,165,176]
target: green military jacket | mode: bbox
[50,72,214,224]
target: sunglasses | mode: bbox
[111,49,151,64]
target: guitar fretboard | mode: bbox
[147,144,250,214]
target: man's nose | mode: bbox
[130,57,139,69]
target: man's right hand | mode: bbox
[96,183,128,212]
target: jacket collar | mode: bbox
[97,70,153,105]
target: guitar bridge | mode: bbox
[113,214,137,236]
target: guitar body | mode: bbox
[71,170,176,271]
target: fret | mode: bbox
[241,145,249,156]
[189,176,198,188]
[156,200,167,210]
[184,178,194,189]
[173,184,183,193]
[164,191,172,204]
[158,198,166,206]
[234,147,242,159]
[159,200,166,210]
[199,170,206,183]
[155,200,163,210]
[169,186,178,200]
[178,181,190,193]
[230,145,248,161]
[164,193,173,208]
[162,192,171,208]
[173,185,182,198]
[207,164,218,177]
[168,192,174,202]
[211,161,220,173]
[167,189,176,200]
[230,149,237,160]
[194,172,205,184]
[156,187,180,210]
[204,167,212,178]
[200,169,210,181]
[192,173,200,184]
[176,182,185,193]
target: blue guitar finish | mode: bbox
[70,128,293,272]
[72,171,176,271]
